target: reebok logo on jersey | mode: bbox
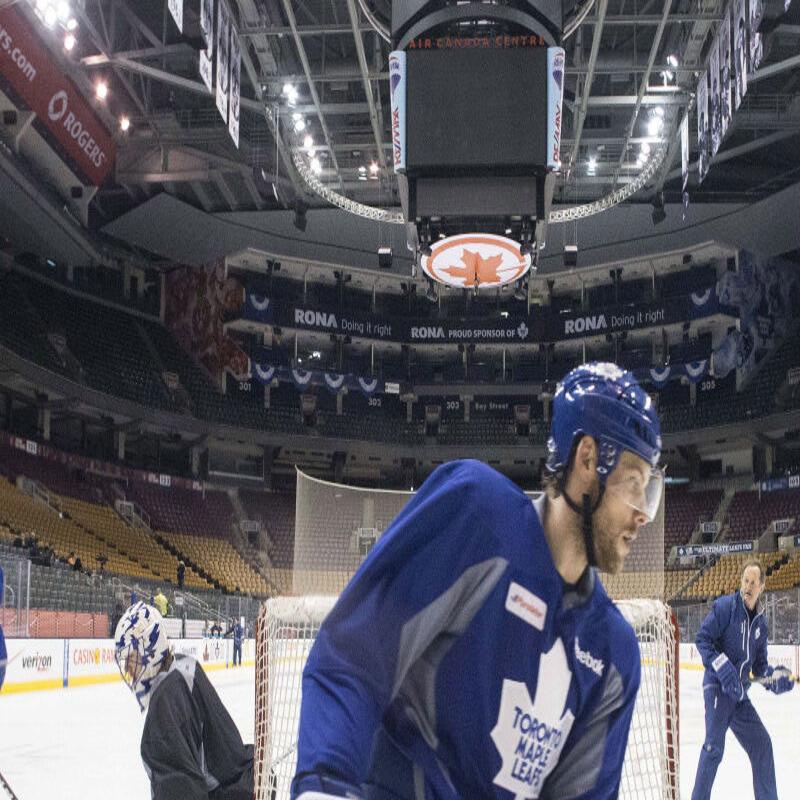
[505,582,547,631]
[574,638,604,677]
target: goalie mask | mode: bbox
[114,602,170,712]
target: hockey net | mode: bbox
[254,595,679,800]
[254,470,678,799]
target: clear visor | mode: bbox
[605,465,665,522]
[116,645,145,690]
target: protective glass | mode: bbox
[605,465,665,522]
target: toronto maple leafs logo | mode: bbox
[423,234,532,291]
[517,322,529,340]
[491,639,574,799]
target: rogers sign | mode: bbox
[0,6,114,184]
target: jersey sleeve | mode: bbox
[141,675,210,800]
[542,615,641,800]
[695,597,729,671]
[293,460,513,791]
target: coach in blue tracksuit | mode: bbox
[691,560,794,800]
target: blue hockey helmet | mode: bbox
[547,363,662,513]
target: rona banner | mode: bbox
[0,6,115,185]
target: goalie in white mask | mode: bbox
[115,601,254,800]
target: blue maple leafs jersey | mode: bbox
[293,459,641,800]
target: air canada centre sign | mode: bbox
[0,6,115,184]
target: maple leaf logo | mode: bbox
[441,249,505,286]
[517,323,529,340]
[490,639,574,799]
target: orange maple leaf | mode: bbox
[441,249,505,285]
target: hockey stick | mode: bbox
[749,671,800,686]
[0,768,20,800]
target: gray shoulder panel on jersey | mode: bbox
[542,662,627,800]
[391,556,509,748]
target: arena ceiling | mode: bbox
[1,0,799,258]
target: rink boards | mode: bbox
[0,636,257,693]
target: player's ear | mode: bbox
[573,435,597,488]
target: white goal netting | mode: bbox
[254,470,677,800]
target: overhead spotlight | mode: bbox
[67,17,78,31]
[293,198,308,232]
[653,106,665,118]
[310,157,322,174]
[95,80,108,100]
[303,133,313,151]
[56,1,70,22]
[294,118,306,132]
[119,115,130,132]
[43,4,58,26]
[425,277,438,303]
[369,162,379,176]
[282,83,298,106]
[378,246,393,269]
[64,33,76,51]
[651,191,667,225]
[647,116,662,137]
[667,54,679,68]
[640,142,651,156]
[358,165,367,173]
[564,244,578,268]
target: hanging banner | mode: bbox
[0,5,115,185]
[168,0,183,33]
[680,114,690,217]
[720,12,732,139]
[734,0,747,109]
[199,0,214,93]
[215,0,231,121]
[709,40,721,156]
[697,72,709,183]
[749,0,764,70]
[228,27,241,147]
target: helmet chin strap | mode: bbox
[560,482,605,568]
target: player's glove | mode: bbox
[763,665,794,695]
[293,771,363,800]
[712,653,743,701]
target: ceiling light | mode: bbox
[588,156,597,170]
[647,117,663,136]
[310,157,322,174]
[640,143,651,155]
[303,134,313,150]
[43,5,58,26]
[119,115,130,132]
[282,82,294,96]
[56,1,70,22]
[95,80,108,100]
[293,117,306,132]
[358,165,367,173]
[63,32,75,51]
[67,17,78,30]
[369,161,379,175]
[667,54,679,68]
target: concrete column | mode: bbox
[115,430,126,461]
[191,446,202,477]
[38,407,51,441]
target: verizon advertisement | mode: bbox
[0,6,115,185]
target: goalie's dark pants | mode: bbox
[691,685,777,800]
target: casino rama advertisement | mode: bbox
[0,638,255,694]
[0,5,115,185]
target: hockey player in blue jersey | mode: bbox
[690,560,794,800]
[291,362,665,800]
